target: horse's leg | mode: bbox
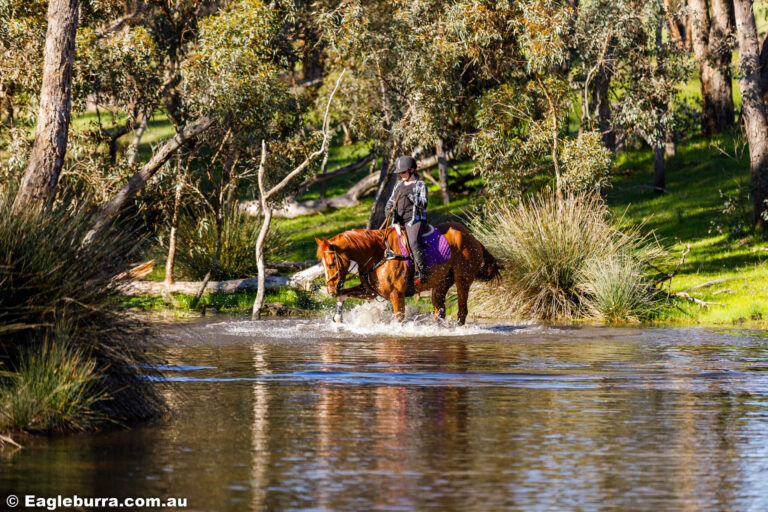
[333,298,345,324]
[390,290,406,322]
[334,285,377,323]
[431,270,454,324]
[455,274,471,326]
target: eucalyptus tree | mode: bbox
[454,0,612,198]
[319,0,466,226]
[689,0,735,135]
[13,0,80,209]
[733,0,768,227]
[596,0,689,193]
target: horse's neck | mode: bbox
[336,230,386,269]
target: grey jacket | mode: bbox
[385,178,428,226]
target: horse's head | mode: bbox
[315,236,351,297]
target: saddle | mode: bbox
[392,224,437,258]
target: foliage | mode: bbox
[0,192,165,429]
[74,25,163,119]
[173,206,289,280]
[574,0,691,148]
[0,0,46,126]
[181,0,294,135]
[1,332,106,432]
[579,254,658,323]
[469,193,659,321]
[561,131,613,194]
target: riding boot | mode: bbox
[411,240,428,284]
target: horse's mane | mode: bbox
[332,228,388,252]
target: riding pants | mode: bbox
[405,221,429,277]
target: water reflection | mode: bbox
[2,317,768,511]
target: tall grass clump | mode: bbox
[578,254,656,323]
[0,192,165,433]
[2,333,106,431]
[174,206,288,280]
[469,193,660,321]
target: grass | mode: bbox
[66,106,768,327]
[0,192,165,434]
[468,193,659,321]
[120,287,339,314]
[608,127,768,326]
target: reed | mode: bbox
[174,205,289,280]
[0,192,165,432]
[469,193,659,321]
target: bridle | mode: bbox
[323,249,347,295]
[322,231,407,300]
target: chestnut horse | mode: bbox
[315,221,499,325]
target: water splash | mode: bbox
[203,302,537,341]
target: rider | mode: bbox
[385,155,429,285]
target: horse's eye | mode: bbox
[328,262,335,268]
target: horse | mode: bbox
[315,221,500,325]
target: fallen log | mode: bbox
[119,274,288,296]
[117,262,351,296]
[240,151,457,219]
[240,173,379,218]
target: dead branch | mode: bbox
[670,291,725,308]
[682,277,744,293]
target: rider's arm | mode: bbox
[409,180,428,209]
[385,182,401,213]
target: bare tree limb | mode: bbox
[82,115,214,247]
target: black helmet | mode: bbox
[390,155,416,174]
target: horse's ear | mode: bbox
[314,236,322,245]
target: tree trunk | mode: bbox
[653,141,666,193]
[127,109,150,166]
[734,0,768,227]
[593,68,615,151]
[366,143,396,229]
[436,138,451,205]
[690,0,735,135]
[164,156,184,286]
[82,115,213,247]
[13,0,79,209]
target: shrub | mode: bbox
[1,332,106,432]
[579,254,658,323]
[0,193,165,431]
[469,193,659,321]
[174,206,288,281]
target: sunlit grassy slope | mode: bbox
[609,129,768,326]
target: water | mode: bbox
[3,303,768,511]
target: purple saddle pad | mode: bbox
[396,225,452,268]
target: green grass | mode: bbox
[66,104,768,327]
[608,128,768,326]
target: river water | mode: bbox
[3,303,768,511]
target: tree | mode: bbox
[318,0,466,227]
[14,0,79,209]
[252,70,345,319]
[689,0,735,135]
[733,0,768,227]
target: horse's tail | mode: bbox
[476,243,501,282]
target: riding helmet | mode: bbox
[391,155,417,174]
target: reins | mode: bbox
[324,229,407,301]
